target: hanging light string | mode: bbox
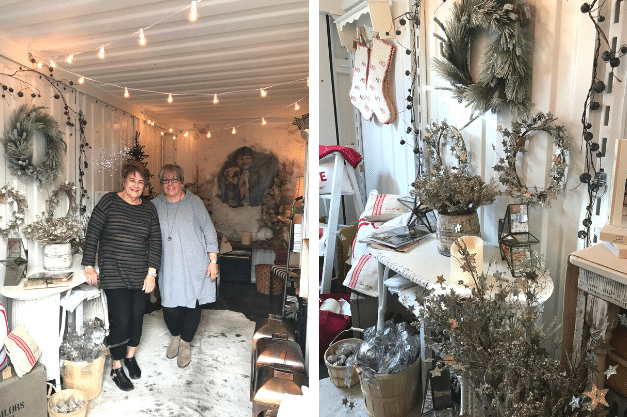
[156,94,308,135]
[46,1,203,63]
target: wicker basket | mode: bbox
[63,352,106,400]
[324,338,362,387]
[256,264,283,295]
[48,389,88,417]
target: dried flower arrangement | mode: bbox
[411,168,498,215]
[23,182,84,245]
[417,241,610,416]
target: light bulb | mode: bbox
[151,121,154,126]
[98,45,105,59]
[124,87,129,98]
[161,131,164,136]
[207,132,211,138]
[262,117,267,125]
[184,131,189,137]
[78,76,85,84]
[173,135,177,140]
[168,93,173,103]
[66,54,74,64]
[232,127,236,134]
[138,29,146,46]
[147,120,151,124]
[260,88,267,97]
[188,1,198,22]
[213,93,219,104]
[169,128,173,133]
[294,102,300,111]
[37,61,43,69]
[49,60,56,68]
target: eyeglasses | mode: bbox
[161,178,180,184]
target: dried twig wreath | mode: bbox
[0,185,28,238]
[2,104,66,184]
[423,120,469,173]
[432,0,532,122]
[493,112,570,207]
[45,181,79,220]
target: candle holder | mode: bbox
[498,204,539,277]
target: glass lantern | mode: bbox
[498,204,539,277]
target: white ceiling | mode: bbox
[0,0,309,132]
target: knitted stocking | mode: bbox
[349,43,374,121]
[365,37,396,124]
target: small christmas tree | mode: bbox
[126,132,157,199]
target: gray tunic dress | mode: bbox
[153,190,219,308]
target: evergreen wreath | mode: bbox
[433,0,532,122]
[2,104,66,184]
[492,112,570,207]
[0,185,28,238]
[423,119,469,173]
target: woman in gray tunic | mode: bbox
[152,164,219,367]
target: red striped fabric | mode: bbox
[372,194,386,216]
[348,254,371,288]
[7,333,36,366]
[0,305,7,368]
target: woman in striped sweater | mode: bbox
[82,161,162,392]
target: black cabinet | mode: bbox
[219,249,252,283]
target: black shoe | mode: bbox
[124,357,141,379]
[111,367,134,391]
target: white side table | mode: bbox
[370,237,554,415]
[0,255,86,389]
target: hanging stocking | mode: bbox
[349,42,374,121]
[365,37,396,124]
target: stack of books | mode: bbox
[599,224,627,258]
[23,271,74,289]
[365,224,431,252]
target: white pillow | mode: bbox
[351,218,384,264]
[343,254,379,297]
[319,155,354,195]
[0,302,7,371]
[362,190,409,221]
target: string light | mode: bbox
[262,117,267,125]
[173,135,177,140]
[188,1,198,22]
[151,121,154,126]
[98,45,105,59]
[124,87,129,98]
[49,60,56,68]
[232,127,236,134]
[147,119,151,124]
[66,54,73,64]
[260,88,267,97]
[169,128,173,133]
[213,93,219,104]
[168,93,173,103]
[78,76,85,84]
[207,131,211,138]
[37,61,43,69]
[161,131,164,136]
[294,102,300,110]
[138,28,147,46]
[184,131,189,137]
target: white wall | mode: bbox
[328,0,627,356]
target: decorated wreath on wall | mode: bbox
[492,112,570,207]
[0,185,28,238]
[432,0,532,121]
[2,104,66,184]
[423,120,469,173]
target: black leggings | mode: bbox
[162,301,202,343]
[104,288,148,361]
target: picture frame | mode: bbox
[609,139,627,227]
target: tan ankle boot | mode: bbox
[177,340,191,367]
[166,335,180,359]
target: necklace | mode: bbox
[165,200,181,241]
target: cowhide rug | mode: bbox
[86,309,255,417]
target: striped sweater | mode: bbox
[82,192,162,290]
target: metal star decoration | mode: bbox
[583,383,609,410]
[454,223,462,233]
[349,402,355,410]
[342,398,348,406]
[449,318,460,330]
[569,396,580,410]
[436,275,446,285]
[605,364,618,379]
[431,367,442,377]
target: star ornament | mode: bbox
[444,355,456,364]
[569,395,580,410]
[436,275,445,285]
[605,364,618,379]
[449,319,460,330]
[431,367,442,377]
[583,383,609,410]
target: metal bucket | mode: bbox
[251,366,307,417]
[251,337,305,400]
[252,315,295,354]
[43,243,72,271]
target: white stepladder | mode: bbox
[319,151,365,294]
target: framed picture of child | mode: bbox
[216,146,279,208]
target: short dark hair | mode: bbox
[234,146,254,159]
[158,164,184,183]
[121,161,150,182]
